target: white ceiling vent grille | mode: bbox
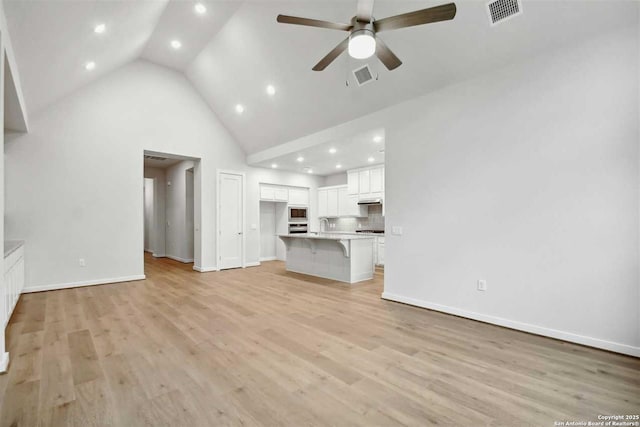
[487,0,522,26]
[144,155,167,161]
[352,64,375,87]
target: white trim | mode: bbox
[152,253,166,258]
[166,255,194,263]
[381,292,640,358]
[216,169,246,271]
[245,261,260,268]
[193,265,218,272]
[23,275,146,294]
[0,353,9,373]
[260,256,277,262]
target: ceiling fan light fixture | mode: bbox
[348,29,376,59]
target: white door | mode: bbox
[219,172,244,269]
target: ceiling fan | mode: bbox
[276,0,457,72]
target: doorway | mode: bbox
[143,151,201,272]
[217,171,244,270]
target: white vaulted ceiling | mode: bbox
[4,0,637,158]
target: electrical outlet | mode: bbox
[477,279,487,291]
[79,258,86,267]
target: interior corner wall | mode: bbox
[4,60,248,290]
[143,166,166,258]
[380,25,640,356]
[165,160,195,263]
[0,31,6,361]
[143,178,153,252]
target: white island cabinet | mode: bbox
[279,234,374,284]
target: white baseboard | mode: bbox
[0,352,9,373]
[166,255,194,264]
[193,265,218,272]
[381,292,640,358]
[24,275,146,293]
[245,262,260,268]
[152,253,166,258]
[260,256,277,262]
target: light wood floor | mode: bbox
[0,254,638,426]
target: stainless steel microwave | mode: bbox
[288,207,308,222]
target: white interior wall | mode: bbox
[143,178,153,252]
[165,160,196,263]
[323,173,348,187]
[185,168,194,261]
[262,25,640,356]
[260,202,276,260]
[379,26,638,356]
[3,60,324,290]
[143,166,166,258]
[4,60,248,290]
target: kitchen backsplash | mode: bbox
[326,205,384,232]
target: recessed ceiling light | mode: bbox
[170,40,182,50]
[336,164,342,169]
[194,3,207,14]
[235,104,245,114]
[368,157,375,162]
[85,61,96,71]
[373,135,383,143]
[271,163,278,169]
[266,85,276,96]
[94,23,106,34]
[296,156,304,162]
[329,148,337,154]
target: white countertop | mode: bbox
[5,240,24,258]
[279,233,375,241]
[330,231,385,237]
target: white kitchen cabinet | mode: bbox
[347,171,359,195]
[370,166,384,193]
[318,189,328,217]
[318,185,367,218]
[347,165,385,201]
[358,170,371,195]
[377,237,385,266]
[3,242,24,329]
[260,185,275,200]
[260,184,289,202]
[345,195,367,217]
[327,188,339,217]
[274,188,288,202]
[288,188,309,206]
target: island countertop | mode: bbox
[278,233,374,241]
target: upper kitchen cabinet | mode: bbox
[260,184,309,205]
[289,188,309,206]
[318,185,366,218]
[260,184,288,202]
[347,165,385,200]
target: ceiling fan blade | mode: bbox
[356,0,375,22]
[375,37,402,70]
[277,15,352,31]
[373,3,456,33]
[312,37,349,71]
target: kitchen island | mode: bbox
[278,233,374,284]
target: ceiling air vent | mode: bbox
[352,64,376,87]
[487,0,522,26]
[144,155,167,161]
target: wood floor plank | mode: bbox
[0,254,638,426]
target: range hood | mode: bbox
[357,198,383,205]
